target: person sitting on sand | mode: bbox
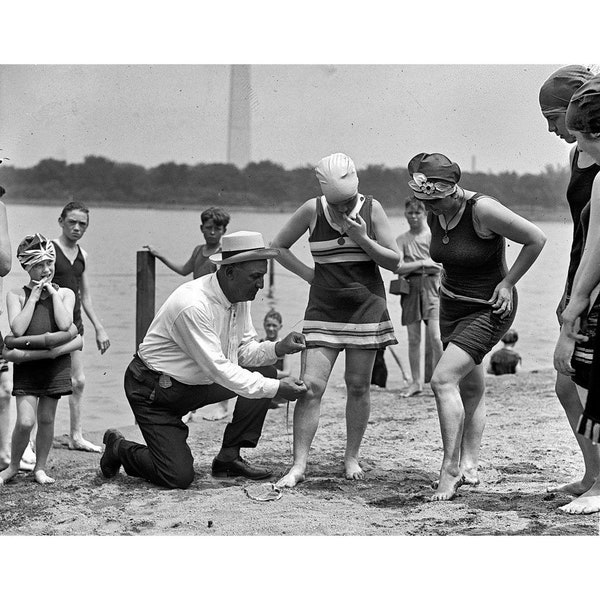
[395,198,443,397]
[0,234,76,486]
[260,308,291,409]
[144,206,231,422]
[99,231,307,490]
[270,153,400,488]
[51,201,110,454]
[554,75,600,515]
[487,329,521,375]
[406,152,546,501]
[538,65,600,505]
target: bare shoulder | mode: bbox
[59,287,76,302]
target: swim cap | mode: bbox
[539,65,594,117]
[315,153,359,202]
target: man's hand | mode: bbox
[277,377,308,401]
[275,331,306,356]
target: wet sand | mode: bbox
[0,368,598,536]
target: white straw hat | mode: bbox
[209,231,279,265]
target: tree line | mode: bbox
[0,156,571,217]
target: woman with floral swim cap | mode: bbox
[406,152,546,501]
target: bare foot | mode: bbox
[68,437,102,453]
[0,465,19,486]
[401,383,423,398]
[345,458,365,480]
[430,470,463,501]
[276,466,306,488]
[460,467,480,486]
[558,493,600,514]
[547,480,592,496]
[34,470,56,485]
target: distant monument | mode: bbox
[227,65,251,168]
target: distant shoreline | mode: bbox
[5,197,572,221]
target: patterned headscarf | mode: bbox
[17,233,56,271]
[566,75,600,134]
[315,153,359,202]
[539,65,595,118]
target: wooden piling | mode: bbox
[136,250,155,350]
[267,257,275,298]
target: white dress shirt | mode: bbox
[138,273,280,399]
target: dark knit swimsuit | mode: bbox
[429,194,517,365]
[12,287,72,399]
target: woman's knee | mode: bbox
[344,376,370,398]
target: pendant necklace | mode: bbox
[440,194,464,244]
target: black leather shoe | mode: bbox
[100,429,125,478]
[211,456,273,480]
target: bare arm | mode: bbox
[8,287,39,336]
[475,197,546,317]
[79,250,110,353]
[0,202,11,276]
[270,199,316,284]
[343,200,400,272]
[143,244,195,276]
[49,286,75,331]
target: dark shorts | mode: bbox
[440,289,518,365]
[571,294,600,389]
[400,274,440,326]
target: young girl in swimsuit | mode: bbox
[0,234,76,486]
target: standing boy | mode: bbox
[52,201,110,453]
[395,199,443,397]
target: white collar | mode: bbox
[320,194,364,234]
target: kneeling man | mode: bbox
[100,231,307,489]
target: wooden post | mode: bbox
[136,250,155,350]
[267,257,275,298]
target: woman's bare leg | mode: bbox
[548,375,600,495]
[458,363,486,485]
[276,347,338,488]
[429,344,477,501]
[344,348,376,479]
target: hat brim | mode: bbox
[210,248,280,265]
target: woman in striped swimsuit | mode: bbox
[271,153,400,488]
[407,153,546,501]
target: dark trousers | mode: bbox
[118,355,273,489]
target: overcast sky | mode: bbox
[1,63,581,174]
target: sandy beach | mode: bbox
[0,367,598,536]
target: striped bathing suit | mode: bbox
[302,195,397,350]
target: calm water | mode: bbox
[1,204,572,432]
